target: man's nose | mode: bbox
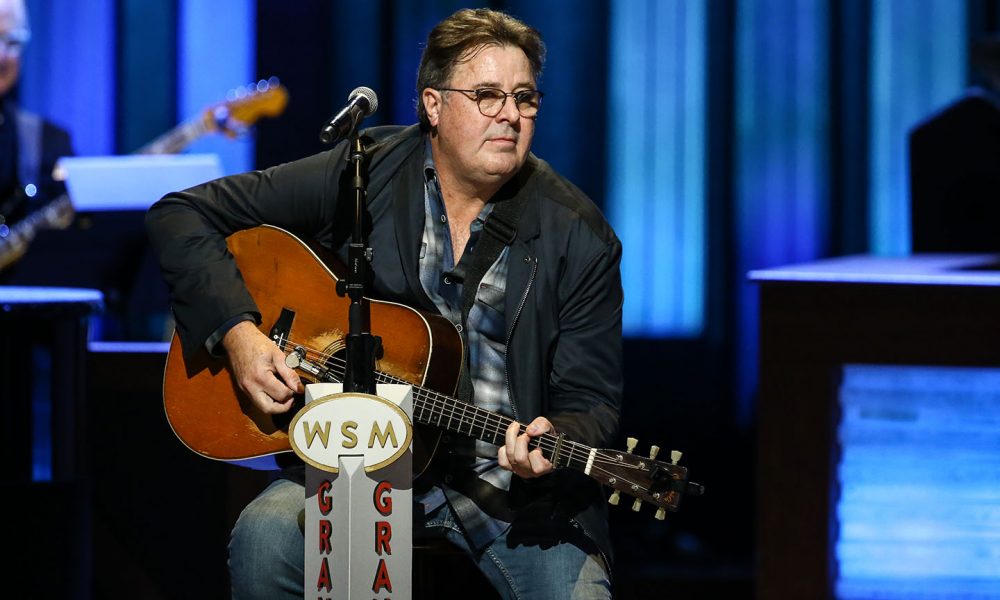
[495,96,521,123]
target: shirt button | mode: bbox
[443,276,452,285]
[455,323,464,333]
[440,214,447,223]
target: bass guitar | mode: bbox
[0,78,289,272]
[136,77,288,155]
[162,225,703,518]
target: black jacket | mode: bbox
[145,124,624,562]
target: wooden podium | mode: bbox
[750,254,1000,599]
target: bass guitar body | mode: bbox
[162,225,464,471]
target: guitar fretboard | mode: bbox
[320,362,595,474]
[137,119,208,155]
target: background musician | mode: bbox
[0,0,73,251]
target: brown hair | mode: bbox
[416,8,545,130]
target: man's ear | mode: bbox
[422,88,442,127]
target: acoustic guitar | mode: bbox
[163,225,704,518]
[0,78,289,272]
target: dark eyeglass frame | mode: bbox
[437,87,544,118]
[0,30,30,57]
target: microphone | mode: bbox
[319,86,378,144]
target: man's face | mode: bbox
[424,44,537,191]
[0,1,24,98]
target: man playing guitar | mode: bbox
[147,9,624,599]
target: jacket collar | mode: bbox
[388,132,436,312]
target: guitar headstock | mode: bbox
[590,437,704,519]
[202,77,290,136]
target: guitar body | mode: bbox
[162,225,465,470]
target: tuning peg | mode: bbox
[670,450,683,465]
[649,445,660,459]
[655,507,666,520]
[608,490,621,506]
[626,437,638,453]
[631,498,642,512]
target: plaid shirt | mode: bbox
[417,143,514,549]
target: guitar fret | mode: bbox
[417,394,427,421]
[456,402,466,434]
[564,440,583,470]
[550,433,566,468]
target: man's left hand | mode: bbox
[498,417,555,478]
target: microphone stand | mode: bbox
[335,132,381,394]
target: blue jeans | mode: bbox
[229,478,611,599]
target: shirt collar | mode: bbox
[422,137,496,222]
[422,136,437,184]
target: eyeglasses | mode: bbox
[437,87,543,118]
[0,30,30,58]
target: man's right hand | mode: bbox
[222,320,303,414]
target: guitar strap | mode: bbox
[454,188,529,403]
[442,188,531,531]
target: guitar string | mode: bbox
[279,335,670,492]
[280,334,578,452]
[280,334,659,473]
[284,344,671,506]
[283,338,623,474]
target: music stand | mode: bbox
[55,153,224,211]
[5,154,225,340]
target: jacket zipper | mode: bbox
[504,256,612,581]
[504,255,537,422]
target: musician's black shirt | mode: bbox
[0,97,19,216]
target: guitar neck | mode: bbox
[288,355,692,514]
[136,118,208,155]
[0,195,74,271]
[366,370,594,474]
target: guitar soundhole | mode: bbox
[317,338,383,380]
